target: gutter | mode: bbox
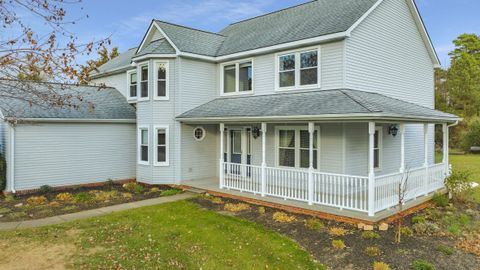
[8,123,15,194]
[5,118,136,124]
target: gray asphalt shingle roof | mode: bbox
[0,80,136,120]
[136,38,176,57]
[97,47,137,74]
[176,89,459,122]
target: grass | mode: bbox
[0,200,324,269]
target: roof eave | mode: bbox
[5,117,136,124]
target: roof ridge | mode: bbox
[155,20,226,37]
[224,0,318,28]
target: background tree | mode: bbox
[78,46,119,84]
[0,0,111,114]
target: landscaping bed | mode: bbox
[191,194,480,270]
[0,182,182,222]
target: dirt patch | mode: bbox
[0,183,182,222]
[0,240,75,270]
[192,196,480,270]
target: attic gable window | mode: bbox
[221,60,253,95]
[277,48,319,90]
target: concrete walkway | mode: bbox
[0,192,195,231]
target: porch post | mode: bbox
[399,123,406,173]
[368,122,376,217]
[308,122,314,205]
[219,123,225,189]
[423,123,429,195]
[442,123,449,175]
[261,123,267,197]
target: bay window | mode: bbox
[154,61,169,100]
[277,48,319,90]
[277,127,319,169]
[222,60,253,94]
[154,125,169,166]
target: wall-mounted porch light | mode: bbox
[252,127,261,139]
[388,124,399,137]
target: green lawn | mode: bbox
[0,200,324,270]
[439,153,480,203]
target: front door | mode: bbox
[228,128,252,165]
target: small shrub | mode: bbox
[400,227,414,237]
[447,224,461,235]
[160,189,181,197]
[331,239,346,250]
[73,192,94,203]
[413,221,440,235]
[48,201,61,207]
[329,227,348,236]
[411,259,436,270]
[373,262,391,270]
[272,212,297,223]
[224,203,250,212]
[55,192,73,202]
[365,246,382,257]
[411,216,426,224]
[39,185,53,194]
[305,218,324,230]
[435,245,454,256]
[457,214,471,226]
[209,196,224,204]
[26,196,48,206]
[431,193,449,207]
[122,182,144,194]
[4,194,14,202]
[149,187,161,193]
[361,231,380,240]
[63,205,78,212]
[258,206,266,215]
[90,190,119,202]
[121,192,133,199]
[445,170,472,202]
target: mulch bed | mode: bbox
[0,183,180,222]
[191,196,480,270]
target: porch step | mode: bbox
[184,187,207,194]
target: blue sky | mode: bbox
[33,0,480,66]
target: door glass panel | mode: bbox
[231,130,242,154]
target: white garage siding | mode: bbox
[12,122,136,191]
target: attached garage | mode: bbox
[0,80,137,193]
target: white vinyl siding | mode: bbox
[11,123,136,191]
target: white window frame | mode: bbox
[153,61,169,101]
[137,62,149,102]
[138,125,150,165]
[274,126,321,169]
[275,47,321,92]
[154,125,169,166]
[374,126,383,171]
[126,69,137,102]
[220,58,254,96]
[193,126,206,141]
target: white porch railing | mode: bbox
[222,162,447,215]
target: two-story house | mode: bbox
[1,0,460,220]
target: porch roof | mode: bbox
[176,89,460,123]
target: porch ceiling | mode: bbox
[176,89,460,124]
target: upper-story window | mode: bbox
[222,60,253,95]
[154,61,169,100]
[277,48,319,90]
[139,64,149,100]
[127,70,137,100]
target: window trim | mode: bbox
[126,69,137,101]
[274,126,321,170]
[137,62,149,102]
[154,125,170,167]
[138,125,150,165]
[374,126,383,171]
[193,126,206,141]
[220,58,254,96]
[153,61,169,101]
[275,47,321,92]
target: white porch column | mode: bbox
[219,123,225,189]
[261,123,267,197]
[368,122,376,217]
[442,123,449,175]
[308,122,314,206]
[423,123,429,195]
[399,123,406,173]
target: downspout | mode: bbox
[8,123,16,194]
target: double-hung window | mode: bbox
[222,60,253,95]
[127,70,137,100]
[138,126,149,165]
[154,125,169,166]
[139,64,149,100]
[277,127,319,169]
[154,61,168,100]
[374,127,383,169]
[277,48,319,90]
